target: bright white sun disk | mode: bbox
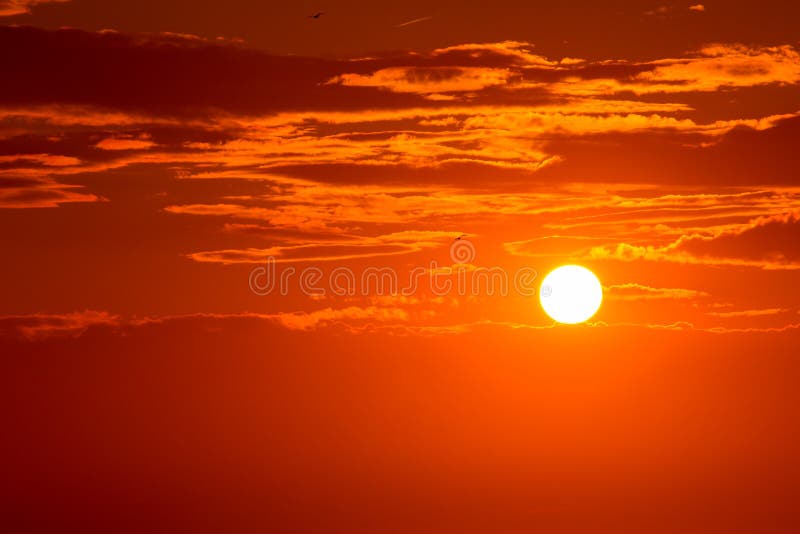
[539,265,603,324]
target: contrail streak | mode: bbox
[396,16,433,28]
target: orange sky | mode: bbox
[2,1,800,532]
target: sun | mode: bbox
[539,265,603,324]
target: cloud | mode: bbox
[708,308,788,318]
[0,104,189,128]
[704,323,800,334]
[95,136,156,151]
[431,41,558,67]
[500,190,800,275]
[0,26,418,115]
[547,45,800,96]
[540,190,799,236]
[272,306,409,330]
[587,244,800,271]
[1,27,800,352]
[670,210,800,265]
[164,177,606,242]
[0,176,100,208]
[327,67,515,95]
[14,100,780,195]
[0,20,798,320]
[605,283,710,301]
[0,153,80,167]
[0,310,119,339]
[633,44,800,93]
[0,306,412,339]
[4,308,800,340]
[176,229,458,264]
[165,182,800,270]
[643,5,672,17]
[534,114,800,187]
[329,43,800,98]
[5,27,798,115]
[0,0,67,17]
[2,27,798,198]
[644,4,705,17]
[587,210,800,270]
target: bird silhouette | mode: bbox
[455,234,467,240]
[308,12,324,19]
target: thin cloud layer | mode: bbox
[0,310,119,339]
[0,0,67,16]
[2,27,798,203]
[605,283,710,301]
[327,67,515,95]
[2,26,799,331]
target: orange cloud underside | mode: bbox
[1,25,798,331]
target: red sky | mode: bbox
[2,1,800,532]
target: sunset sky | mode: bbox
[3,1,800,532]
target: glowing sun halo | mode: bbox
[539,265,603,324]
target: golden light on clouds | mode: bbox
[3,4,800,531]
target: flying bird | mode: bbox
[455,234,468,241]
[308,12,324,19]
